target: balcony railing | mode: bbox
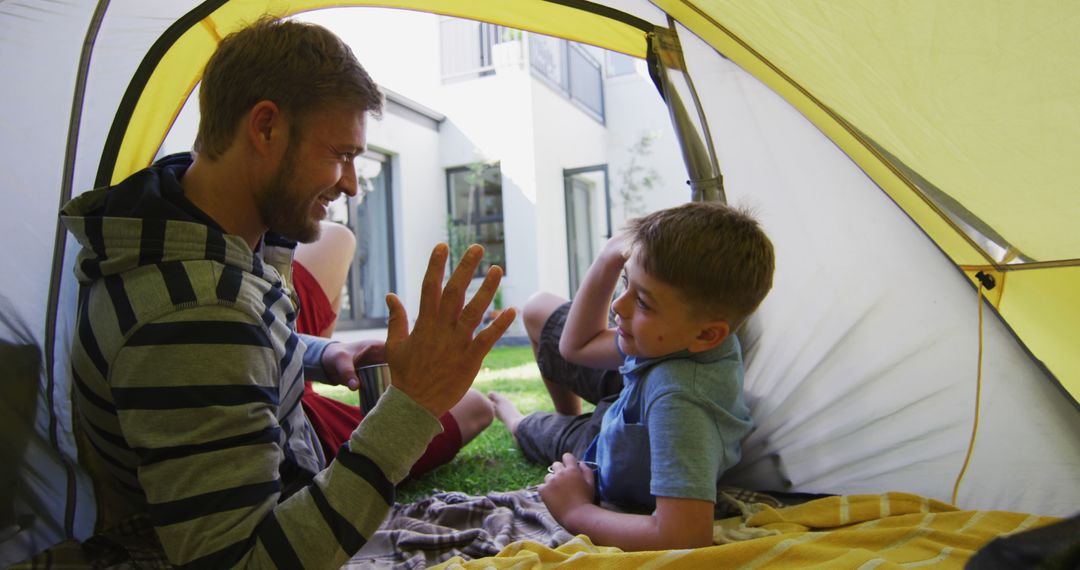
[440,18,604,123]
[440,18,518,81]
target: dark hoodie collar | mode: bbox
[77,152,225,230]
[61,152,295,283]
[67,152,296,249]
[154,153,225,230]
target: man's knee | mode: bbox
[523,292,566,341]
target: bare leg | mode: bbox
[487,391,524,438]
[523,292,581,416]
[448,388,494,446]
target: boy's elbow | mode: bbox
[559,341,596,368]
[654,498,715,550]
[686,532,714,549]
[635,526,711,552]
[658,522,713,550]
[558,336,580,361]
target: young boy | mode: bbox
[489,201,774,551]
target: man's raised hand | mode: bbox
[384,243,516,417]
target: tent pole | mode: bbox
[648,17,724,203]
[48,0,112,538]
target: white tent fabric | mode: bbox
[2,5,211,562]
[677,29,1079,512]
[1,1,1077,566]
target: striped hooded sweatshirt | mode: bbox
[60,154,441,568]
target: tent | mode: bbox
[2,0,1077,566]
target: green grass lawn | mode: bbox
[314,345,593,503]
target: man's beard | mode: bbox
[255,148,323,243]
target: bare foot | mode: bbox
[487,391,524,436]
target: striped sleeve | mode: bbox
[111,305,441,569]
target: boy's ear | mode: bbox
[688,320,730,353]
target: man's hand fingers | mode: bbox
[416,243,449,326]
[385,293,409,347]
[469,307,516,361]
[439,244,484,322]
[461,265,503,326]
[381,243,516,419]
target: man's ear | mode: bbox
[688,320,730,353]
[246,100,285,157]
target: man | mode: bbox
[60,17,515,568]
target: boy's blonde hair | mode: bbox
[625,201,774,328]
[194,17,383,160]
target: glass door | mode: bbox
[328,150,395,330]
[563,166,610,297]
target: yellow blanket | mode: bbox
[433,493,1060,569]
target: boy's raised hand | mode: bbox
[597,231,632,264]
[384,243,516,418]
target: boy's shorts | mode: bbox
[516,302,623,465]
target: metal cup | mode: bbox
[356,363,390,415]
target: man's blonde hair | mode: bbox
[194,17,383,159]
[625,201,774,328]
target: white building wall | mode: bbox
[432,63,536,336]
[603,60,687,230]
[528,81,609,298]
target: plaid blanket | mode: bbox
[344,486,572,568]
[345,485,786,568]
[6,515,170,570]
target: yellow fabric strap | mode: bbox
[952,282,986,505]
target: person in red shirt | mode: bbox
[294,221,494,479]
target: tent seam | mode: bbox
[49,0,113,538]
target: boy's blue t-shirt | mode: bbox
[588,334,752,511]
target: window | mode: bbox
[564,166,611,296]
[446,163,505,277]
[530,36,605,123]
[328,151,395,330]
